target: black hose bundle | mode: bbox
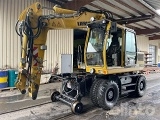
[79,7,113,20]
[15,15,43,77]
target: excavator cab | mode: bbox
[85,19,138,74]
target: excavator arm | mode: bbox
[15,2,112,100]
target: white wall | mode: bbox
[136,35,160,63]
[0,0,73,72]
[136,35,149,52]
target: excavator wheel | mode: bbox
[135,75,146,97]
[90,79,103,107]
[51,91,60,102]
[97,80,119,110]
[71,101,83,114]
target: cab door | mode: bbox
[125,30,137,67]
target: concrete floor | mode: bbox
[0,73,160,120]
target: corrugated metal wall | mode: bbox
[0,0,73,72]
[45,30,73,73]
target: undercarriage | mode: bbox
[51,72,146,114]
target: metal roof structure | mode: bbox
[47,0,160,40]
[144,0,160,10]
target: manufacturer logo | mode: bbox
[77,21,90,26]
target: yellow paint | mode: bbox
[53,6,76,14]
[0,77,8,83]
[103,21,111,69]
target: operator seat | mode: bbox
[107,33,121,66]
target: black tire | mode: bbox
[71,101,83,114]
[90,79,103,107]
[135,76,146,97]
[97,80,119,110]
[51,91,60,102]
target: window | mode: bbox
[87,28,104,52]
[86,28,105,66]
[106,29,122,66]
[106,34,122,50]
[125,31,136,52]
[125,30,137,66]
[148,45,156,64]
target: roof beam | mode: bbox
[48,0,63,5]
[89,3,123,18]
[136,28,160,35]
[131,0,153,14]
[99,0,132,17]
[132,0,159,17]
[125,25,137,30]
[115,15,154,25]
[115,0,144,15]
[149,35,160,40]
[59,0,68,3]
[137,0,160,17]
[132,0,160,27]
[115,0,160,27]
[89,3,153,29]
[63,0,95,10]
[98,0,154,28]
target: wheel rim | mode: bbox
[139,80,145,91]
[51,91,60,102]
[75,103,83,113]
[106,88,114,101]
[71,102,83,114]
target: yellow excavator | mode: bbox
[15,2,146,114]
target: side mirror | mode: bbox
[110,22,117,33]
